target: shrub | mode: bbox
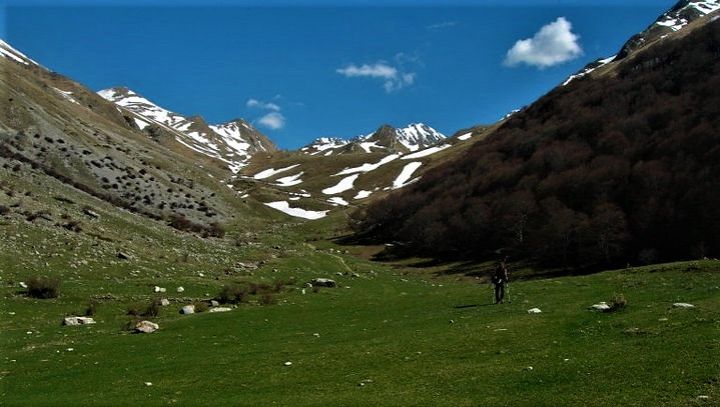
[194,301,209,313]
[218,285,247,304]
[259,293,277,305]
[84,300,98,317]
[27,276,60,299]
[127,298,161,317]
[608,294,627,312]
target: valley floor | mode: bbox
[1,211,719,406]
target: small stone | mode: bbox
[313,333,320,337]
[697,395,709,401]
[590,302,610,311]
[672,303,694,308]
[66,348,74,352]
[180,305,195,314]
[160,299,170,306]
[210,300,219,307]
[525,366,533,371]
[176,286,185,293]
[208,307,232,313]
[310,278,336,288]
[134,320,159,333]
[19,282,27,289]
[63,316,96,326]
[144,382,153,387]
[527,308,542,314]
[284,361,292,366]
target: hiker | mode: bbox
[492,257,509,304]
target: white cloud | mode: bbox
[504,17,583,69]
[336,62,415,93]
[427,21,457,30]
[246,98,281,111]
[257,112,285,130]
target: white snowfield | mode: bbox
[562,55,616,86]
[401,144,451,160]
[354,190,372,199]
[335,154,400,176]
[322,174,359,195]
[0,39,38,65]
[263,201,328,220]
[327,197,349,206]
[274,172,304,187]
[359,141,385,153]
[134,118,150,130]
[392,162,423,189]
[457,132,473,141]
[253,164,301,180]
[52,87,80,105]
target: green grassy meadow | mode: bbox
[2,212,719,405]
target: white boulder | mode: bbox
[672,302,695,308]
[176,286,185,293]
[590,302,610,311]
[527,308,542,314]
[180,305,195,314]
[160,299,170,306]
[135,320,159,333]
[310,278,337,288]
[63,316,96,326]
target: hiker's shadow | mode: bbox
[454,304,494,309]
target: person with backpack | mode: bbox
[491,257,509,304]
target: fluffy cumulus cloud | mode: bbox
[257,112,285,130]
[504,17,583,69]
[247,98,285,130]
[336,61,416,93]
[246,98,280,111]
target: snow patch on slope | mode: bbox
[392,162,423,189]
[264,201,328,220]
[253,164,301,180]
[401,144,451,160]
[322,174,359,195]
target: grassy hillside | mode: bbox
[1,162,718,405]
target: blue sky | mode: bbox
[2,1,672,148]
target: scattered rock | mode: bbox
[19,282,27,288]
[117,251,132,260]
[160,299,170,306]
[589,302,610,311]
[208,307,232,313]
[527,308,542,314]
[144,382,153,387]
[210,300,219,307]
[83,208,100,219]
[153,286,167,293]
[180,305,195,314]
[176,286,185,293]
[672,302,695,308]
[134,320,159,333]
[525,366,534,371]
[63,316,96,326]
[284,361,292,366]
[310,278,336,288]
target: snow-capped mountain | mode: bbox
[98,87,276,173]
[301,123,446,156]
[618,0,720,58]
[0,39,39,66]
[563,0,719,86]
